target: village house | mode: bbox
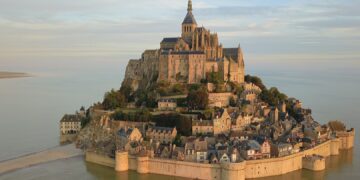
[254,137,271,158]
[231,112,252,131]
[213,109,232,135]
[60,114,83,135]
[192,119,213,135]
[195,138,208,163]
[184,137,196,161]
[239,140,265,160]
[158,98,177,111]
[183,137,209,163]
[229,147,242,163]
[146,126,177,144]
[117,127,143,152]
[271,143,293,157]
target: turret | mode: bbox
[182,0,197,44]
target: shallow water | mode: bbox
[0,55,359,179]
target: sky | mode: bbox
[0,0,359,62]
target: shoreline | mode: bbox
[0,144,83,175]
[0,71,31,79]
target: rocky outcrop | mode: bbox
[122,50,160,91]
[76,109,115,155]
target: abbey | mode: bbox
[124,0,245,90]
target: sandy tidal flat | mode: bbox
[0,72,31,79]
[0,144,83,175]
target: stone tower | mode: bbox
[182,0,197,45]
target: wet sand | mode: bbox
[0,72,31,79]
[0,144,83,175]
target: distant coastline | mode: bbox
[0,71,31,79]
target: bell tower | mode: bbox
[182,0,197,45]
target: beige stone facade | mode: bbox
[213,110,232,135]
[60,114,82,135]
[192,119,213,135]
[208,92,236,108]
[146,127,177,144]
[123,0,245,91]
[86,136,354,180]
[158,99,177,111]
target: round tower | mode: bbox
[136,156,150,174]
[115,151,129,172]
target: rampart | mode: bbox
[85,131,354,180]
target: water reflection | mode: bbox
[253,148,354,180]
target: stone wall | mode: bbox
[147,158,223,179]
[337,129,355,149]
[60,134,77,144]
[87,136,354,180]
[86,151,115,168]
[302,156,325,171]
[208,93,235,107]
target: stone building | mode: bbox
[271,143,293,157]
[123,0,245,91]
[192,119,213,135]
[158,98,177,111]
[146,126,177,144]
[213,109,232,135]
[231,113,252,131]
[60,114,82,135]
[117,127,143,152]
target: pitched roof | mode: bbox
[161,50,205,55]
[223,48,240,61]
[182,12,197,25]
[118,128,135,138]
[60,114,82,122]
[161,37,181,43]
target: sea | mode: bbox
[0,54,359,180]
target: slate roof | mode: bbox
[182,12,197,25]
[149,126,175,133]
[223,48,239,61]
[161,37,181,43]
[60,114,82,122]
[158,98,176,103]
[118,128,134,138]
[161,51,205,55]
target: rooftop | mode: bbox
[60,114,82,122]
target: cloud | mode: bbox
[0,0,359,59]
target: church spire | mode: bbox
[187,0,192,12]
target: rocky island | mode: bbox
[60,1,355,179]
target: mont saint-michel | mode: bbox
[57,1,354,179]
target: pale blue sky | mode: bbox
[0,0,359,62]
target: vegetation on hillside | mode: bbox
[102,85,134,110]
[187,87,209,110]
[245,75,287,106]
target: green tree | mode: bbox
[187,88,209,110]
[229,96,237,107]
[245,75,266,90]
[102,89,127,110]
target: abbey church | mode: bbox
[123,0,245,90]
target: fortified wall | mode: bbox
[86,130,354,180]
[208,93,236,108]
